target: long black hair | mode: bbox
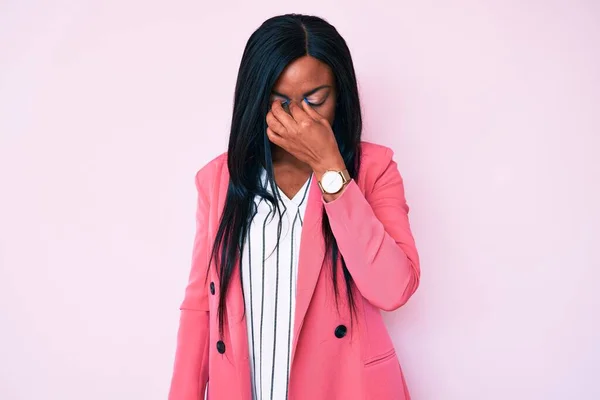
[210,14,363,336]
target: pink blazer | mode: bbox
[169,141,420,400]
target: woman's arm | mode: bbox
[168,170,211,400]
[262,99,419,311]
[323,147,420,311]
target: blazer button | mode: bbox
[210,282,215,295]
[334,325,347,338]
[216,340,226,354]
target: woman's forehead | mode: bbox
[273,56,334,93]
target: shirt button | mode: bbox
[334,325,347,338]
[210,282,215,295]
[216,340,226,354]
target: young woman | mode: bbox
[169,13,420,400]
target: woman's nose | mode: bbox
[283,100,302,115]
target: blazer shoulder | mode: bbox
[359,141,395,174]
[194,152,228,193]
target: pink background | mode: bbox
[1,1,599,399]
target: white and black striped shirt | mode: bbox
[240,170,312,400]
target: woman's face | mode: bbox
[269,55,337,126]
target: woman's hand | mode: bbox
[266,100,346,178]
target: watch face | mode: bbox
[321,171,344,193]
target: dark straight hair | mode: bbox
[210,13,363,336]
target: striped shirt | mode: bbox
[240,170,313,400]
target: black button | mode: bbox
[210,282,215,295]
[216,340,226,354]
[334,325,347,338]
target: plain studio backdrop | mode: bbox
[1,1,599,399]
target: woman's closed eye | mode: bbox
[304,94,328,107]
[270,93,328,109]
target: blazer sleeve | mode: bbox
[168,170,211,400]
[323,148,420,311]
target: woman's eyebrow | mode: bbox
[271,85,332,99]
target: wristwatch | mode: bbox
[318,169,351,195]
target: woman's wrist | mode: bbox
[312,150,350,202]
[312,151,346,182]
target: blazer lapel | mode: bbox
[290,176,326,366]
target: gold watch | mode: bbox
[318,169,351,194]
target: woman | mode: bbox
[169,13,420,400]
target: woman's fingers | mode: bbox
[288,101,311,124]
[266,126,285,147]
[301,99,328,124]
[266,110,287,135]
[271,100,297,132]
